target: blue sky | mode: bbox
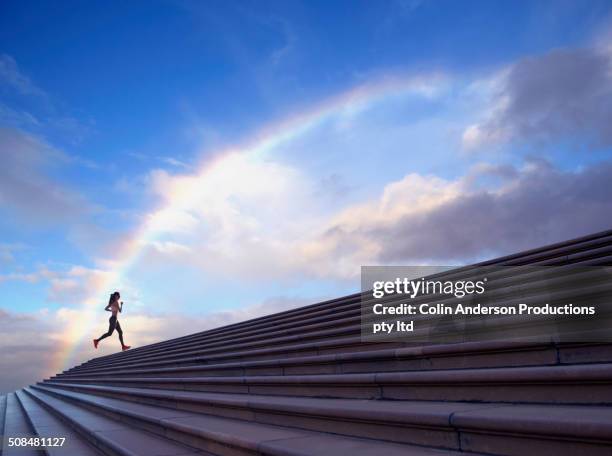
[1,0,612,392]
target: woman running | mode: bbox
[93,291,131,351]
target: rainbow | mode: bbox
[49,72,448,373]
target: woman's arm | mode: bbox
[104,304,112,312]
[119,301,123,313]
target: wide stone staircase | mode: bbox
[2,229,612,455]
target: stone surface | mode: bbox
[2,229,612,455]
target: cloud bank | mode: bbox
[463,46,612,149]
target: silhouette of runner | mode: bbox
[93,291,131,351]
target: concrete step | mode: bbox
[73,230,612,373]
[14,389,103,456]
[22,387,206,456]
[1,393,40,456]
[78,317,364,373]
[31,383,612,456]
[36,381,612,451]
[559,343,612,364]
[65,274,612,376]
[24,229,612,456]
[83,300,361,369]
[27,385,465,456]
[78,270,558,371]
[474,229,612,266]
[71,261,612,376]
[80,292,364,370]
[27,384,508,449]
[58,336,612,383]
[44,363,612,404]
[59,336,402,376]
[52,339,564,380]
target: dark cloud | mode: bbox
[0,309,55,394]
[482,47,612,147]
[373,160,612,262]
[0,127,93,224]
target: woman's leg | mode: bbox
[115,320,125,346]
[96,316,116,342]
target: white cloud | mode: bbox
[0,243,27,265]
[158,156,190,169]
[346,159,612,263]
[0,264,113,305]
[461,122,508,150]
[136,152,321,279]
[130,151,612,284]
[0,54,44,96]
[45,266,114,305]
[0,272,39,284]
